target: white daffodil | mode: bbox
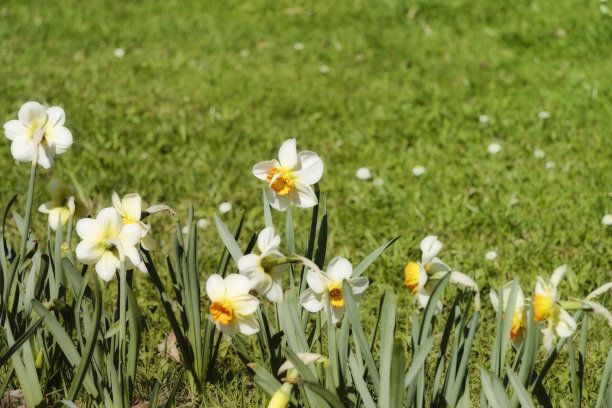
[253,138,324,211]
[300,257,368,323]
[75,208,142,282]
[112,192,155,250]
[532,265,577,351]
[237,227,287,301]
[37,179,86,230]
[490,282,528,345]
[4,101,73,168]
[267,353,329,408]
[206,274,260,336]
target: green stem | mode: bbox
[18,164,38,261]
[119,260,127,402]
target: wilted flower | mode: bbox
[219,202,232,213]
[37,179,86,230]
[206,274,260,336]
[253,139,324,211]
[532,265,577,351]
[112,192,155,250]
[300,257,368,323]
[355,167,371,179]
[238,227,287,301]
[4,101,73,168]
[602,214,612,226]
[75,208,142,282]
[490,282,528,345]
[412,165,425,176]
[487,143,502,154]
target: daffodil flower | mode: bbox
[253,138,324,211]
[37,179,86,230]
[75,208,142,282]
[4,101,73,168]
[237,227,287,301]
[490,282,528,346]
[299,257,368,323]
[112,192,155,250]
[205,274,260,336]
[532,265,577,351]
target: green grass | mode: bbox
[1,0,612,406]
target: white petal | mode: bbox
[541,327,555,352]
[45,106,65,127]
[428,257,451,273]
[278,138,297,168]
[265,282,283,302]
[294,151,324,185]
[489,290,500,312]
[4,120,28,141]
[300,289,324,312]
[266,188,291,211]
[112,192,124,216]
[36,143,54,169]
[206,274,225,302]
[45,126,72,154]
[48,208,69,231]
[233,294,260,316]
[96,208,123,237]
[291,183,318,208]
[306,269,326,294]
[238,254,261,272]
[348,277,369,295]
[236,315,260,335]
[37,202,53,214]
[10,136,36,162]
[550,265,567,287]
[217,320,238,337]
[18,102,47,128]
[123,244,141,268]
[331,306,345,324]
[534,279,547,296]
[449,272,479,293]
[121,193,142,221]
[327,257,353,282]
[224,274,251,298]
[253,159,279,181]
[554,308,577,337]
[76,218,101,240]
[257,227,279,254]
[75,240,105,265]
[95,251,120,282]
[420,236,442,264]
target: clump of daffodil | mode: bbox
[4,101,73,168]
[405,236,480,312]
[206,273,260,336]
[238,227,290,302]
[262,353,329,408]
[300,256,369,323]
[532,265,577,352]
[37,179,86,230]
[253,138,324,211]
[75,207,142,282]
[490,282,528,346]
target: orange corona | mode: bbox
[210,300,233,325]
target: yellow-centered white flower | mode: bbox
[490,282,528,346]
[253,138,324,211]
[206,274,260,336]
[37,179,86,231]
[237,227,287,302]
[532,265,577,352]
[75,208,142,282]
[299,257,368,323]
[112,192,155,251]
[4,101,73,168]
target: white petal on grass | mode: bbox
[485,251,497,261]
[197,218,210,229]
[602,214,612,226]
[412,165,425,176]
[239,49,250,58]
[601,4,609,13]
[355,167,371,179]
[487,143,502,154]
[534,149,545,159]
[538,111,550,119]
[479,114,489,123]
[373,177,384,186]
[319,65,330,74]
[546,161,555,169]
[181,226,189,235]
[219,202,232,213]
[293,42,305,51]
[113,48,125,58]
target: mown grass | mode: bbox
[1,0,611,406]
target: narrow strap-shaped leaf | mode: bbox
[379,288,396,408]
[506,366,536,408]
[300,379,345,408]
[348,352,377,408]
[389,337,405,408]
[404,336,435,388]
[481,368,512,408]
[262,188,273,229]
[595,346,612,408]
[0,318,44,368]
[163,368,185,408]
[418,272,452,343]
[214,213,243,263]
[352,236,400,278]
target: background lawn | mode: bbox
[1,0,611,406]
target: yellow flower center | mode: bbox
[267,168,296,196]
[404,261,421,294]
[328,283,344,308]
[122,217,137,225]
[210,300,233,324]
[533,293,552,322]
[510,312,524,340]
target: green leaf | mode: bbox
[595,346,612,408]
[506,366,535,408]
[480,368,512,408]
[352,236,400,278]
[0,318,44,368]
[389,337,405,408]
[262,188,273,229]
[348,352,377,408]
[379,288,396,408]
[214,213,243,263]
[300,380,345,408]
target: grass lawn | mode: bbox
[1,0,611,405]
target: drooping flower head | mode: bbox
[206,274,260,336]
[490,282,528,345]
[4,102,73,168]
[237,227,287,301]
[532,265,577,351]
[37,179,86,230]
[253,139,324,211]
[75,208,142,282]
[300,257,368,323]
